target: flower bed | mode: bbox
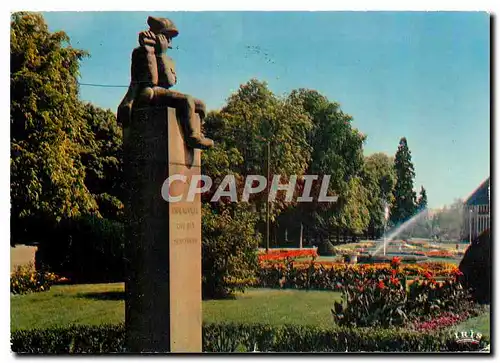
[331,258,471,329]
[411,311,471,332]
[257,256,473,330]
[425,250,455,258]
[257,248,318,262]
[11,263,61,295]
[257,259,461,291]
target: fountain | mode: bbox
[357,208,431,264]
[374,208,429,255]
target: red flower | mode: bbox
[391,269,397,278]
[377,280,385,289]
[390,257,401,271]
[390,277,400,286]
[423,271,433,280]
[391,257,401,266]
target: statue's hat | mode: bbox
[147,16,179,37]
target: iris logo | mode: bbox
[454,330,482,345]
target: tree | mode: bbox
[361,153,396,239]
[286,89,367,244]
[80,103,124,221]
[203,79,313,238]
[10,12,98,244]
[390,137,417,226]
[339,176,371,236]
[431,199,464,241]
[416,186,428,212]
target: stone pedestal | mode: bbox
[124,104,202,353]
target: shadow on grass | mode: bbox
[77,291,125,301]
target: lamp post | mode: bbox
[266,140,270,253]
[383,201,390,256]
[257,120,272,253]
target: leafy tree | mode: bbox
[431,199,465,241]
[390,137,417,226]
[416,186,428,212]
[286,89,366,244]
[10,12,98,244]
[361,153,396,239]
[80,103,124,220]
[338,176,370,236]
[404,209,433,239]
[203,79,313,243]
[400,199,464,240]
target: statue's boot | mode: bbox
[186,133,214,150]
[185,107,214,149]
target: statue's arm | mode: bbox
[132,33,159,87]
[157,54,177,89]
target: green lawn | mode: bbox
[11,283,125,331]
[11,284,342,331]
[452,306,491,339]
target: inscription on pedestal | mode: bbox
[167,108,202,352]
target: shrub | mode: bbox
[10,262,59,295]
[11,323,489,353]
[317,240,335,256]
[36,215,125,283]
[406,270,467,319]
[332,266,409,328]
[11,325,126,354]
[202,204,260,299]
[459,229,490,303]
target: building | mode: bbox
[463,177,490,242]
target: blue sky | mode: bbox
[42,11,490,208]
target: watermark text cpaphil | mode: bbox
[161,174,339,203]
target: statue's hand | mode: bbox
[167,68,177,85]
[155,34,170,55]
[139,31,156,53]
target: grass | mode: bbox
[204,288,341,328]
[10,283,125,331]
[452,306,491,339]
[11,284,342,331]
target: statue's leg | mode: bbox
[152,88,213,150]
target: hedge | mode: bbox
[35,216,125,283]
[11,323,489,353]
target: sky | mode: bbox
[42,11,491,209]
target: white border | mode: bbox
[2,1,498,363]
[4,0,500,11]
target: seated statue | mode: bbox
[118,16,214,150]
